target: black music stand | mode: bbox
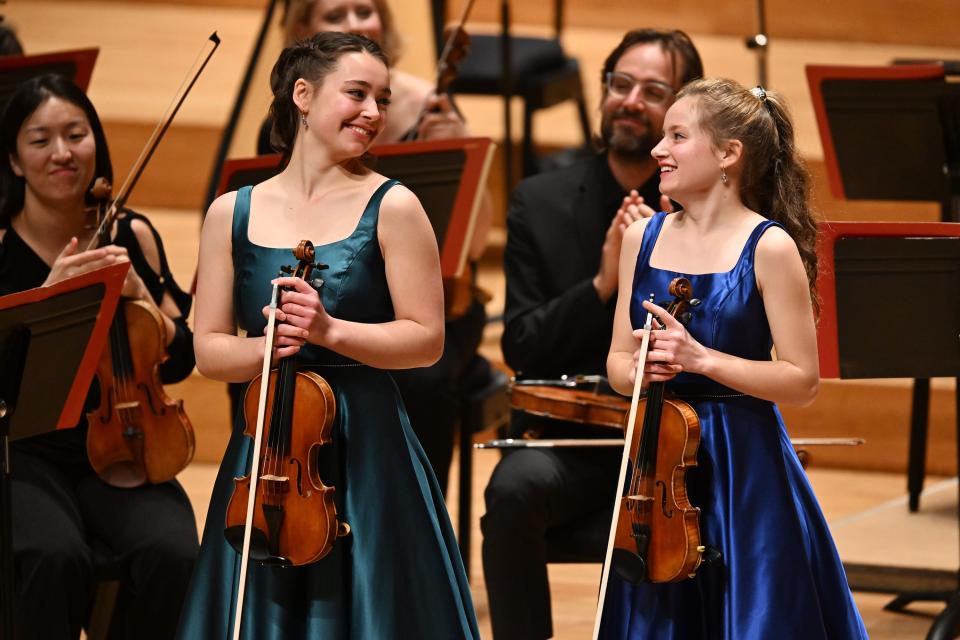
[0,263,127,639]
[808,64,960,638]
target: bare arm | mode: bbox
[632,227,819,406]
[192,192,271,382]
[607,218,652,395]
[276,185,444,369]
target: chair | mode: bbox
[456,355,511,578]
[85,538,123,640]
[430,0,592,194]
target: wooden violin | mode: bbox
[402,0,476,143]
[85,177,195,488]
[85,34,219,487]
[225,240,349,640]
[510,377,629,432]
[593,278,704,637]
[613,278,703,584]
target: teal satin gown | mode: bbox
[176,180,480,639]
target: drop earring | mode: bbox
[300,112,309,129]
[720,167,728,185]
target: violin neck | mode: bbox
[637,382,666,471]
[267,345,298,455]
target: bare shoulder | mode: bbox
[203,191,238,229]
[624,215,652,242]
[755,224,800,261]
[378,181,426,221]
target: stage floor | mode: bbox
[173,456,958,639]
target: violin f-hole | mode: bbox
[656,480,673,518]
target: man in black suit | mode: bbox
[482,29,704,639]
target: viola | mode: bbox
[225,240,348,639]
[85,35,219,487]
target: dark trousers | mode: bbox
[482,444,619,640]
[10,430,198,640]
[392,299,487,495]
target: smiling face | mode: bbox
[600,43,676,161]
[10,96,96,209]
[651,96,729,201]
[296,50,391,159]
[306,0,383,46]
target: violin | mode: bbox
[613,278,703,585]
[402,0,476,143]
[225,240,349,639]
[593,278,704,637]
[85,178,195,488]
[510,376,629,432]
[85,34,219,487]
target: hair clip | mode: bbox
[751,85,768,102]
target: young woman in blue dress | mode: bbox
[603,78,868,639]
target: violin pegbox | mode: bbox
[287,240,329,292]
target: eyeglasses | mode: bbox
[605,72,674,105]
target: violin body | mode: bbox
[609,277,704,585]
[613,395,702,583]
[225,365,346,566]
[86,298,195,488]
[509,384,629,431]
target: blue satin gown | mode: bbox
[598,212,868,639]
[176,181,479,639]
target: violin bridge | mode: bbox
[626,495,654,503]
[260,474,289,482]
[115,401,140,410]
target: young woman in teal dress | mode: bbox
[602,78,868,638]
[177,32,479,638]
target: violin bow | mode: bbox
[231,282,280,640]
[591,297,656,639]
[86,32,220,250]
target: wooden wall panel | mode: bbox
[104,121,221,211]
[454,0,960,49]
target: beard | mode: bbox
[600,109,657,161]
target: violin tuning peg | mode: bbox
[279,265,293,275]
[680,312,692,324]
[315,262,329,271]
[690,298,702,307]
[311,278,325,291]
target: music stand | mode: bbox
[816,220,960,637]
[215,137,495,279]
[0,262,127,639]
[806,63,960,222]
[0,47,98,107]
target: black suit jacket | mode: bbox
[501,152,661,380]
